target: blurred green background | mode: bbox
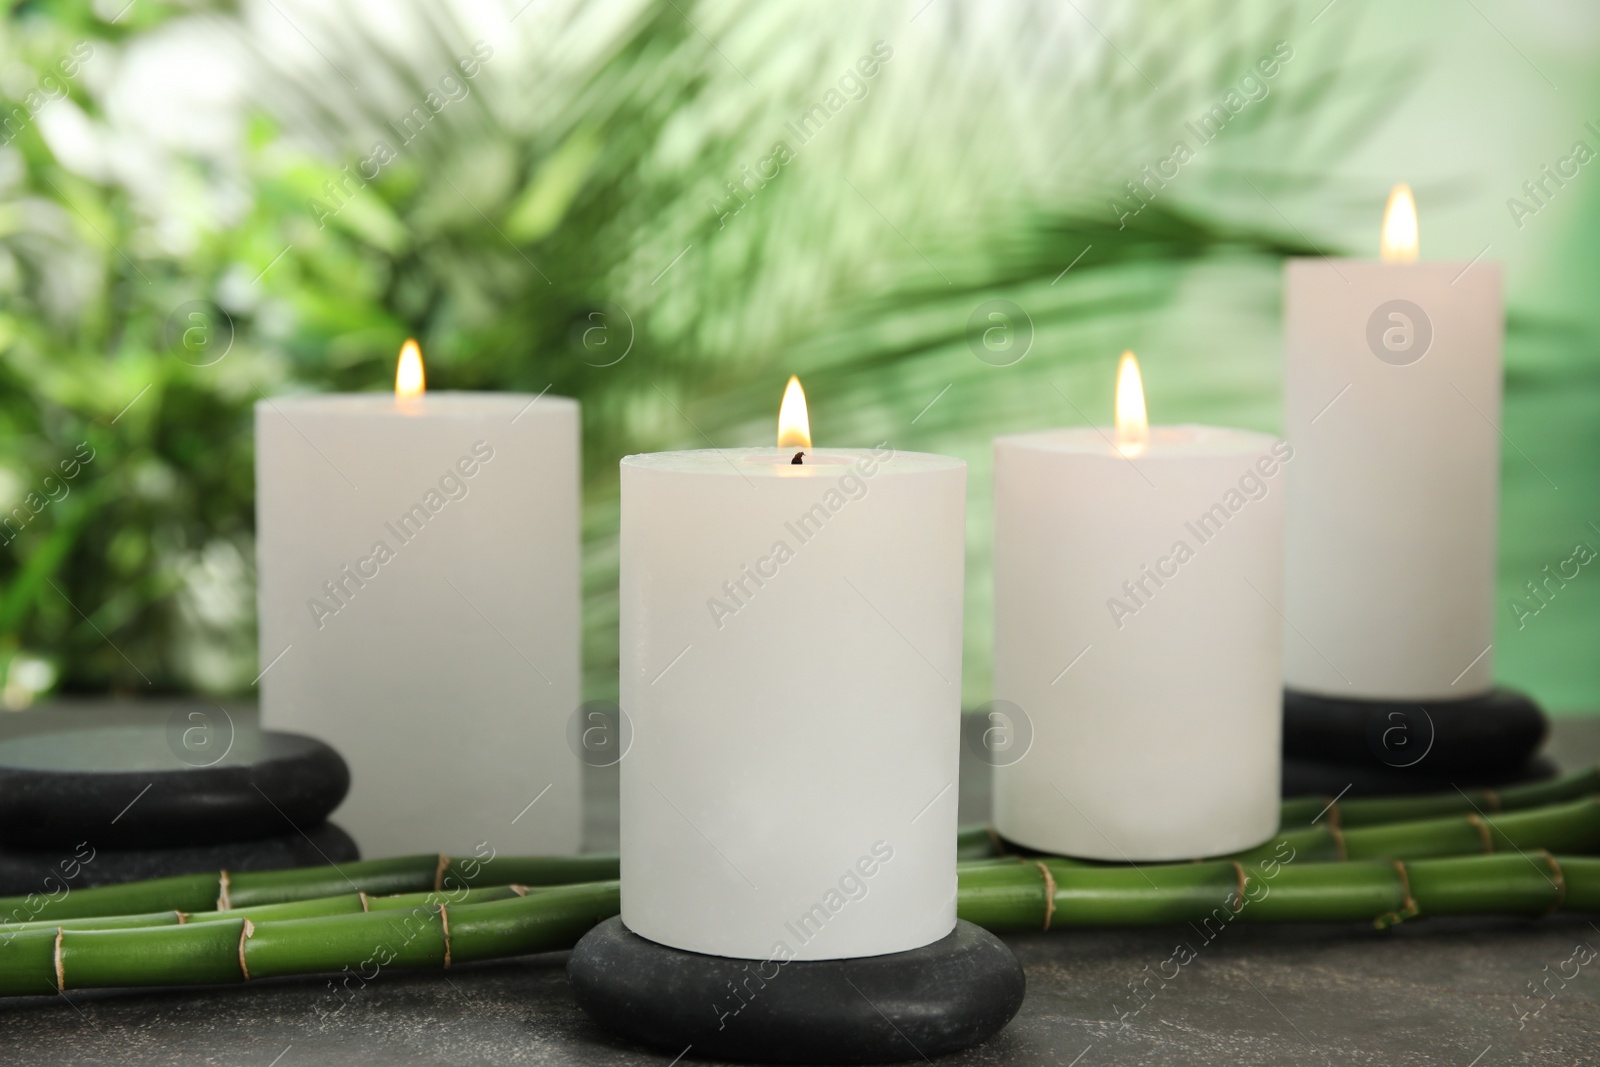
[0,0,1595,713]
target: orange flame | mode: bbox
[777,376,811,450]
[1381,184,1418,263]
[1114,350,1148,457]
[395,339,425,400]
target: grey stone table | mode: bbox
[3,699,1599,1066]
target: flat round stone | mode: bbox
[0,725,349,850]
[568,917,1024,1064]
[0,822,358,896]
[1283,687,1547,776]
[1283,755,1558,798]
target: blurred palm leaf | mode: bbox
[1,0,1417,705]
[222,0,1402,701]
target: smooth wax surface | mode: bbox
[256,392,580,858]
[1284,259,1503,699]
[993,426,1285,861]
[620,447,965,960]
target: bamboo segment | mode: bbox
[242,905,450,980]
[956,825,998,859]
[1278,766,1600,829]
[962,854,1600,932]
[966,778,1600,861]
[1233,796,1600,863]
[3,887,527,935]
[0,853,620,925]
[447,883,622,964]
[1,797,1594,931]
[5,860,1600,997]
[57,920,253,991]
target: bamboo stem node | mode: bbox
[1483,789,1503,813]
[1031,862,1057,930]
[1321,798,1342,829]
[1328,823,1348,861]
[1374,860,1419,929]
[217,870,232,911]
[358,892,370,913]
[439,905,452,968]
[53,929,63,993]
[1230,862,1247,912]
[1467,813,1494,853]
[239,919,255,980]
[433,855,449,893]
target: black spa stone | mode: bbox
[0,723,349,850]
[0,821,359,896]
[1282,686,1548,777]
[567,917,1024,1065]
[1282,755,1558,799]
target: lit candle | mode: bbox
[255,341,581,857]
[619,379,965,959]
[993,354,1286,860]
[1283,185,1503,698]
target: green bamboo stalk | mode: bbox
[1278,765,1600,829]
[0,852,621,925]
[7,796,1596,928]
[1238,795,1600,863]
[0,882,621,997]
[956,824,999,859]
[960,795,1600,868]
[958,770,1600,862]
[2,885,529,935]
[959,853,1598,931]
[4,855,1600,997]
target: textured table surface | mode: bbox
[2,700,1598,1067]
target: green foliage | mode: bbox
[1,0,1595,711]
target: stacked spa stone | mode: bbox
[1281,688,1552,797]
[0,704,351,895]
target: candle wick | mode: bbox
[791,451,804,465]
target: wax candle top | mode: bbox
[622,447,962,477]
[260,392,576,418]
[1003,350,1273,459]
[998,424,1277,459]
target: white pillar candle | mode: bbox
[620,380,965,960]
[993,354,1285,861]
[1283,185,1503,698]
[256,342,581,858]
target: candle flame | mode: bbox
[395,339,426,400]
[1114,350,1148,457]
[1380,183,1418,263]
[777,375,811,450]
